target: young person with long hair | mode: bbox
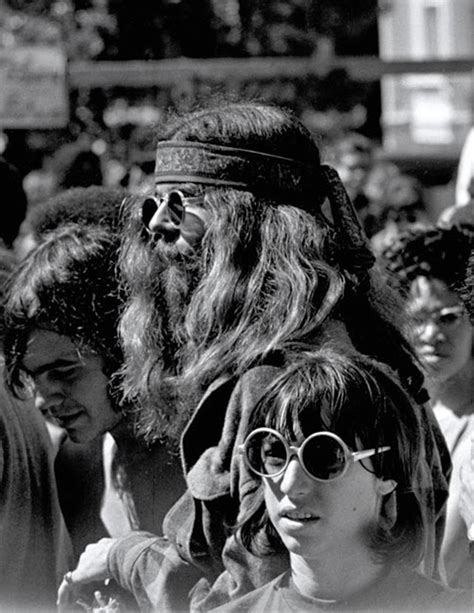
[211,349,469,611]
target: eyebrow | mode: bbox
[22,356,79,378]
[410,305,464,315]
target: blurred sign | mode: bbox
[0,46,68,128]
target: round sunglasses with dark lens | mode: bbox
[239,428,390,482]
[142,190,204,230]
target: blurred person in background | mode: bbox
[13,185,127,261]
[368,173,430,254]
[326,133,428,243]
[327,131,375,216]
[455,126,474,208]
[0,243,72,612]
[58,101,450,611]
[438,126,474,227]
[0,156,28,250]
[52,136,104,192]
[381,223,474,588]
[3,224,185,609]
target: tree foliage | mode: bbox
[1,0,378,60]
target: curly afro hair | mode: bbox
[380,223,474,299]
[462,250,474,323]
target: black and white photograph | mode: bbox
[0,1,472,611]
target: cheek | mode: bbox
[448,324,472,358]
[179,209,210,251]
[343,477,380,521]
[263,482,281,524]
[81,373,111,404]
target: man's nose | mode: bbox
[279,456,313,497]
[142,195,184,237]
[33,381,64,416]
[417,320,443,344]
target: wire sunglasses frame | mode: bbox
[142,190,205,230]
[411,305,466,332]
[238,427,391,483]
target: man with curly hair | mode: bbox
[3,224,185,608]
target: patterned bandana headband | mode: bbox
[154,140,375,277]
[155,141,319,205]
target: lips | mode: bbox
[418,346,448,359]
[280,508,320,522]
[419,350,447,361]
[53,410,84,429]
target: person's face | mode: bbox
[263,435,387,561]
[141,183,211,254]
[336,152,372,196]
[22,329,121,443]
[408,277,473,383]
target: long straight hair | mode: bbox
[237,348,429,568]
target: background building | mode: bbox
[378,0,473,158]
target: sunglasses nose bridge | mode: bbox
[279,449,314,494]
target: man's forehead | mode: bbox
[22,330,82,374]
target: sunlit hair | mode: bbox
[237,347,429,568]
[119,101,425,443]
[4,223,125,409]
[381,222,474,298]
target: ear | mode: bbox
[376,478,397,497]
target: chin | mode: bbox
[430,363,462,384]
[67,430,93,444]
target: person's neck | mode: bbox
[109,415,132,441]
[290,548,386,602]
[429,358,474,417]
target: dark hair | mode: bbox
[22,186,126,238]
[330,132,375,160]
[4,223,125,404]
[462,250,474,323]
[119,101,426,442]
[0,246,18,347]
[237,348,429,568]
[381,223,474,298]
[0,157,28,248]
[57,149,103,190]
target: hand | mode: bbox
[75,590,122,612]
[57,538,115,611]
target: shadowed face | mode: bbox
[408,276,473,383]
[22,329,121,443]
[141,184,211,254]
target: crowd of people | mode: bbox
[0,100,472,613]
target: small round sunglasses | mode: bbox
[142,190,204,229]
[411,305,466,333]
[238,427,390,482]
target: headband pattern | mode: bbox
[154,140,375,278]
[155,141,321,207]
